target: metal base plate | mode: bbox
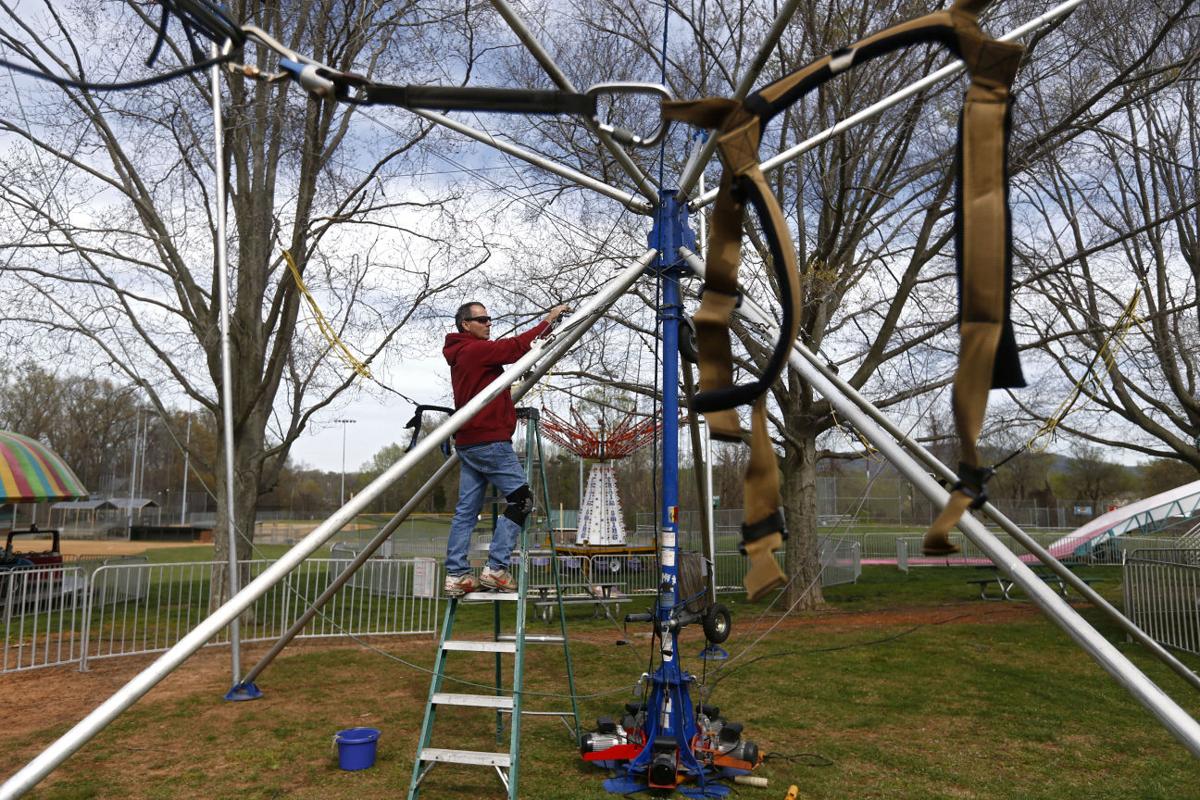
[600,770,731,797]
[224,682,262,701]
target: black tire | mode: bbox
[702,603,732,644]
[678,316,699,364]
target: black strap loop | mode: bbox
[690,175,798,415]
[952,462,995,509]
[739,508,788,550]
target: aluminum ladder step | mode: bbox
[461,591,521,602]
[420,748,511,768]
[442,640,517,653]
[498,633,563,644]
[432,692,514,709]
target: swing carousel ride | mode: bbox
[540,407,658,556]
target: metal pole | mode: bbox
[0,250,654,800]
[211,44,241,689]
[137,416,148,506]
[180,416,191,526]
[334,419,356,507]
[487,0,659,203]
[701,417,716,607]
[241,455,459,686]
[677,247,1200,755]
[689,0,1091,211]
[411,110,651,214]
[126,412,137,538]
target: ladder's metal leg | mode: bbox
[494,597,504,744]
[507,418,536,800]
[537,426,581,740]
[407,599,459,800]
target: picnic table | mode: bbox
[530,581,625,624]
[967,566,1099,601]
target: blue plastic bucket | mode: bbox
[335,727,380,771]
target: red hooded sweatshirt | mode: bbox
[443,320,549,447]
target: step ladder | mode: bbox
[407,408,579,800]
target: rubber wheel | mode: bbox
[702,603,732,644]
[678,316,699,364]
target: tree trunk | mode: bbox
[782,428,824,610]
[209,418,264,616]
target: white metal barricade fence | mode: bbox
[27,558,439,672]
[1085,536,1187,565]
[891,531,1066,565]
[820,538,862,586]
[1,565,86,672]
[1123,549,1200,656]
[590,553,659,595]
[4,546,874,673]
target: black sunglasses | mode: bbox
[465,315,492,324]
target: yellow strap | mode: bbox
[664,98,797,592]
[283,249,373,380]
[1026,290,1142,453]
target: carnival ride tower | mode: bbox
[540,408,657,547]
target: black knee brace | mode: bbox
[504,484,534,526]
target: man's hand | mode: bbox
[544,304,571,326]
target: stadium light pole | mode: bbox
[335,419,356,506]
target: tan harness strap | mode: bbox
[663,0,1026,586]
[742,398,786,600]
[663,98,803,597]
[922,21,1024,556]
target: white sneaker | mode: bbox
[444,573,479,597]
[480,566,517,593]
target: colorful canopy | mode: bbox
[0,431,87,503]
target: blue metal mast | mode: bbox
[618,190,717,791]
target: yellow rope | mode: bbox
[831,408,879,460]
[1026,288,1142,453]
[283,249,373,380]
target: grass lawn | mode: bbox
[7,566,1199,799]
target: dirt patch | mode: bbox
[15,539,207,557]
[0,636,437,746]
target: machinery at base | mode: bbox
[578,566,759,796]
[581,702,762,791]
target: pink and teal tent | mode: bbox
[0,431,87,503]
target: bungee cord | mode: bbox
[0,0,243,92]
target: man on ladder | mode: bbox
[442,300,569,596]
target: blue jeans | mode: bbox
[446,442,527,575]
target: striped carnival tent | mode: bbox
[0,431,88,503]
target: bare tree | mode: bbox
[0,0,486,603]
[1050,442,1133,513]
[1015,0,1200,472]
[483,0,1199,611]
